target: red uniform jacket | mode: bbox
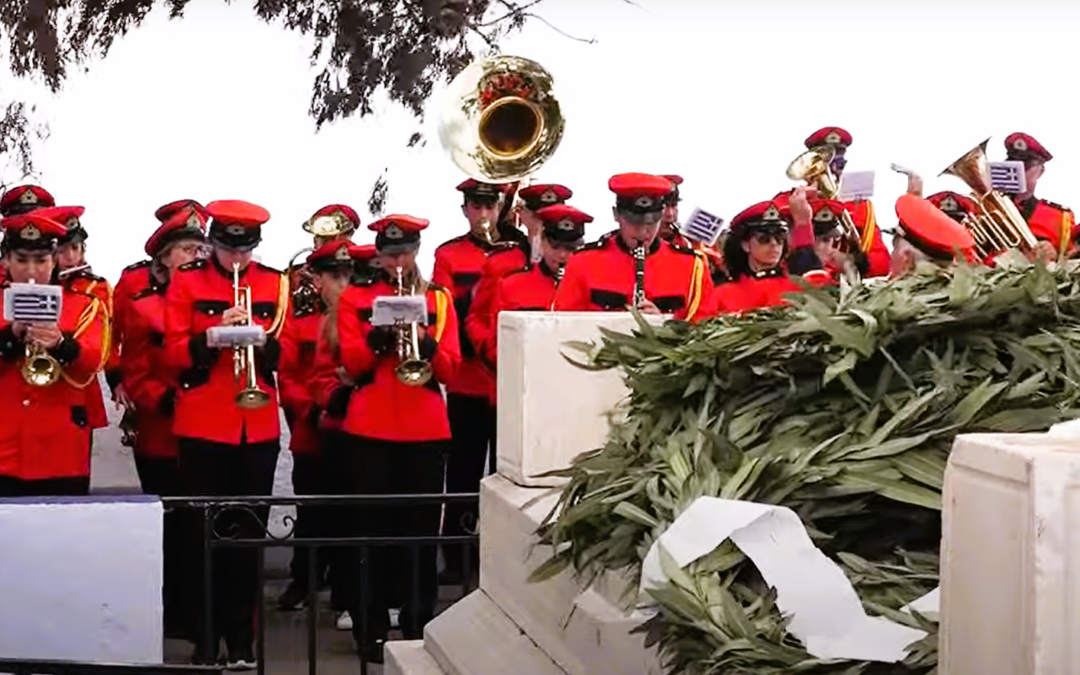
[0,284,106,479]
[432,233,515,399]
[122,281,179,459]
[465,245,529,375]
[164,258,289,445]
[711,269,807,314]
[774,191,890,278]
[552,233,713,322]
[483,262,559,366]
[279,304,324,454]
[1018,197,1075,258]
[110,261,151,386]
[64,272,114,430]
[330,276,461,442]
[310,313,350,435]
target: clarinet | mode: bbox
[632,245,646,307]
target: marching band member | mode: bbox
[432,179,519,584]
[288,204,360,317]
[478,204,591,366]
[804,199,858,282]
[164,199,287,668]
[120,205,208,639]
[329,214,460,662]
[0,212,106,497]
[659,174,728,284]
[1003,133,1074,260]
[926,192,978,225]
[464,183,573,375]
[275,239,356,622]
[711,190,828,314]
[553,172,713,321]
[36,205,114,437]
[781,127,892,278]
[889,195,977,277]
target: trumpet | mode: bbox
[940,138,1039,259]
[786,147,862,252]
[18,279,61,387]
[231,262,272,409]
[393,265,434,387]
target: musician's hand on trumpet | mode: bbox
[23,322,62,350]
[221,306,248,327]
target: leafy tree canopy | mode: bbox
[0,0,586,210]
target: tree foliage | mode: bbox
[0,0,574,208]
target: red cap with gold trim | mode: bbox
[369,214,429,254]
[154,199,207,223]
[518,184,572,211]
[1004,132,1052,164]
[925,191,977,223]
[804,126,852,150]
[537,204,592,244]
[34,206,88,246]
[145,207,207,257]
[808,199,847,237]
[205,200,270,252]
[0,185,55,218]
[306,240,356,273]
[456,179,509,203]
[608,173,672,215]
[730,200,792,236]
[0,212,67,252]
[895,194,975,261]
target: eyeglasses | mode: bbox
[751,233,786,246]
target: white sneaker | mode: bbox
[336,610,353,631]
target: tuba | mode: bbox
[438,55,564,184]
[786,147,862,252]
[940,138,1038,260]
[393,265,434,386]
[232,262,272,409]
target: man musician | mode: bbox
[0,212,108,497]
[164,199,287,668]
[553,172,713,321]
[1002,133,1074,260]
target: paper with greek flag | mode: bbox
[679,208,725,245]
[989,160,1027,194]
[3,283,63,323]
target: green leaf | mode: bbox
[613,501,660,528]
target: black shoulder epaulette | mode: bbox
[177,259,207,272]
[1041,198,1073,213]
[131,284,164,301]
[576,234,611,253]
[669,242,700,256]
[255,261,284,275]
[350,275,376,287]
[123,259,151,273]
[435,234,470,250]
[69,269,108,283]
[427,281,449,293]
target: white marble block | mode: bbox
[497,311,657,487]
[940,432,1080,675]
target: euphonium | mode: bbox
[438,55,564,184]
[286,246,319,315]
[940,138,1039,259]
[231,262,272,409]
[786,147,862,252]
[632,245,646,307]
[393,265,434,387]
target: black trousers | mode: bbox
[325,434,446,644]
[443,393,495,576]
[0,475,90,497]
[134,455,185,634]
[177,436,279,653]
[287,451,342,610]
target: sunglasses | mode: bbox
[751,232,786,246]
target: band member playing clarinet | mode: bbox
[0,212,107,497]
[474,204,590,367]
[121,205,208,639]
[553,172,713,321]
[327,214,460,663]
[164,199,287,669]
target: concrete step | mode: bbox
[424,590,566,675]
[384,641,444,675]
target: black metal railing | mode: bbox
[163,493,480,675]
[0,658,221,675]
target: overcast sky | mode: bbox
[4,0,1080,281]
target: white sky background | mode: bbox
[4,0,1080,282]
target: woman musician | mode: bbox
[0,212,107,497]
[317,214,460,663]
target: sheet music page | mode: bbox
[837,170,875,202]
[989,160,1027,194]
[679,208,725,246]
[372,295,428,327]
[3,284,63,323]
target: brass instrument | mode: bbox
[393,265,434,387]
[475,218,496,246]
[438,55,564,184]
[940,138,1039,259]
[286,247,319,315]
[632,245,646,307]
[18,279,61,387]
[231,262,272,409]
[786,147,862,252]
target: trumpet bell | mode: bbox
[396,360,433,387]
[940,138,993,197]
[23,351,60,387]
[235,387,272,409]
[438,55,564,183]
